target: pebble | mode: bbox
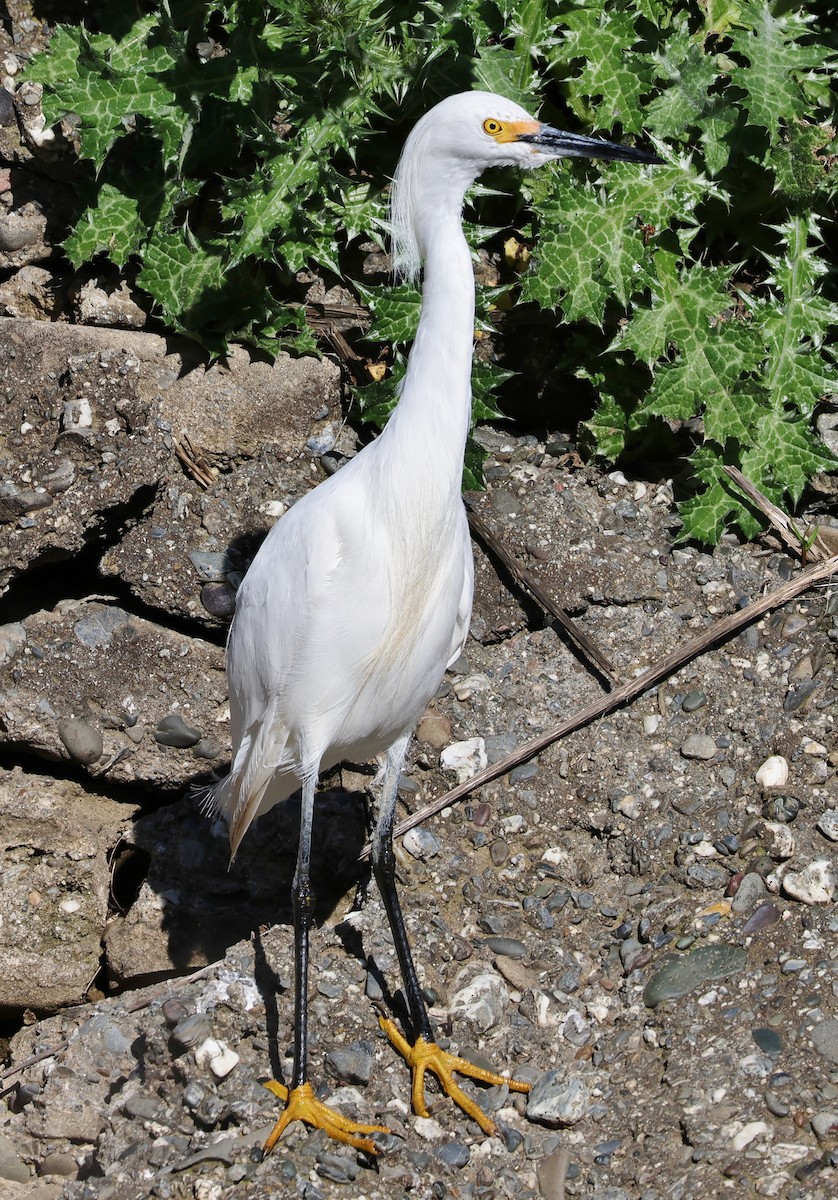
[37,1151,77,1177]
[315,1150,359,1184]
[816,812,838,842]
[731,1120,769,1151]
[680,734,717,761]
[325,1041,374,1086]
[189,550,234,582]
[811,1019,838,1064]
[783,859,837,905]
[765,1091,790,1118]
[200,583,237,618]
[439,738,487,782]
[449,973,509,1032]
[171,1012,212,1050]
[415,711,451,749]
[742,901,780,934]
[0,621,26,665]
[755,755,789,787]
[752,1027,782,1057]
[682,689,707,712]
[155,713,202,748]
[57,716,103,764]
[527,1072,589,1126]
[195,1037,239,1078]
[484,936,526,960]
[811,1112,838,1140]
[402,828,440,860]
[435,1141,470,1168]
[643,943,748,1007]
[72,606,131,648]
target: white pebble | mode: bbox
[803,738,828,757]
[59,898,81,914]
[440,737,486,783]
[62,397,93,430]
[783,859,837,905]
[731,1120,770,1151]
[643,714,660,735]
[452,672,491,701]
[414,1116,444,1140]
[755,755,789,787]
[195,1037,239,1078]
[262,499,286,519]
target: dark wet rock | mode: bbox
[154,713,202,749]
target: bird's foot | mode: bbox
[379,1016,530,1136]
[262,1079,390,1156]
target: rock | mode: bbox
[755,756,789,787]
[783,859,837,905]
[194,1037,239,1078]
[440,738,487,783]
[37,1151,77,1178]
[811,1020,838,1065]
[0,1133,29,1183]
[816,812,838,842]
[325,1041,375,1087]
[450,972,509,1032]
[731,872,766,914]
[527,1073,589,1126]
[643,944,748,1007]
[680,734,717,760]
[154,713,202,749]
[402,828,441,860]
[56,716,103,764]
[416,711,452,749]
[0,765,127,1012]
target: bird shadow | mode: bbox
[107,786,369,996]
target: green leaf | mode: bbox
[64,183,143,269]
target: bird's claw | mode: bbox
[378,1015,530,1136]
[262,1079,391,1156]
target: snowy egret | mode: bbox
[211,90,660,1155]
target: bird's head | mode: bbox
[390,90,661,280]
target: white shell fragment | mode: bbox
[439,737,487,783]
[755,755,789,787]
[194,1037,240,1078]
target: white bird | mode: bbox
[211,89,659,1155]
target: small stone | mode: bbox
[440,738,487,783]
[682,690,707,712]
[752,1027,782,1057]
[783,859,837,905]
[195,1037,239,1078]
[200,583,237,618]
[765,1091,790,1118]
[742,901,781,934]
[171,1012,212,1050]
[57,716,103,764]
[731,1120,769,1151]
[38,1151,78,1178]
[325,1041,374,1087]
[811,1019,838,1065]
[435,1141,470,1168]
[484,936,527,960]
[402,828,440,860]
[816,813,838,842]
[189,550,234,582]
[527,1072,589,1126]
[450,972,509,1032]
[755,756,789,787]
[680,734,717,761]
[155,713,202,748]
[416,711,451,749]
[811,1111,838,1140]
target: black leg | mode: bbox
[291,774,317,1090]
[371,734,433,1042]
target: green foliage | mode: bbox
[24,0,838,539]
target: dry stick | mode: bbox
[466,501,616,685]
[722,464,833,562]
[360,553,838,861]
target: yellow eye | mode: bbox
[483,118,504,136]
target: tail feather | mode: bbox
[211,701,298,858]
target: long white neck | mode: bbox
[380,165,477,485]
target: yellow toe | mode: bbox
[262,1080,390,1156]
[379,1016,530,1136]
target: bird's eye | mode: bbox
[483,118,504,137]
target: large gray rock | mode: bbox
[0,765,130,1013]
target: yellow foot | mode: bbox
[379,1016,531,1136]
[261,1079,391,1156]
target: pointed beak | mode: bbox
[519,125,663,165]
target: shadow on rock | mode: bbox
[104,785,369,991]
